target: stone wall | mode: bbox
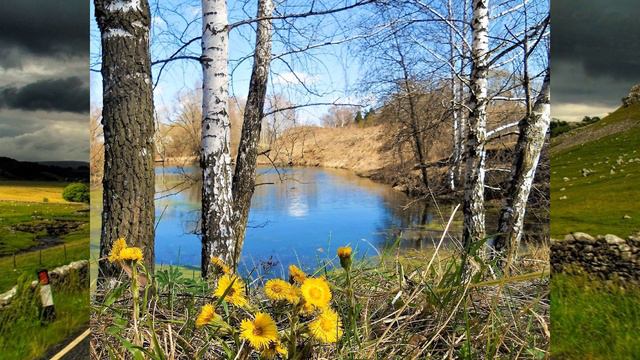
[0,260,89,309]
[551,232,640,283]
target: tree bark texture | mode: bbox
[493,72,550,258]
[95,0,156,277]
[463,0,489,249]
[231,0,274,265]
[200,0,236,276]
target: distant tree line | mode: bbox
[550,116,601,137]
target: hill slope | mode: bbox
[551,103,640,237]
[0,157,89,182]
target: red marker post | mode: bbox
[37,269,56,323]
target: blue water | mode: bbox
[153,166,447,272]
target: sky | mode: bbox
[0,0,89,162]
[90,0,366,126]
[552,0,640,121]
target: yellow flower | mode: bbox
[108,237,127,263]
[119,247,143,262]
[260,340,288,359]
[214,274,248,307]
[308,308,343,343]
[337,246,352,258]
[210,256,231,274]
[265,279,300,304]
[195,304,220,328]
[337,246,352,270]
[301,277,332,308]
[299,302,317,316]
[288,264,307,284]
[240,312,278,350]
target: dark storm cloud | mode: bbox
[552,0,640,117]
[0,0,88,68]
[553,0,640,79]
[0,77,89,114]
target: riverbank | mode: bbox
[91,244,550,359]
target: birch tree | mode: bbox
[231,0,274,266]
[492,71,550,260]
[200,0,236,275]
[462,0,490,248]
[95,0,156,276]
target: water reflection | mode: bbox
[153,166,460,269]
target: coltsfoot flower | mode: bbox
[210,256,231,275]
[260,340,288,359]
[195,304,220,328]
[301,277,332,308]
[337,246,352,270]
[108,237,127,263]
[240,312,278,350]
[214,274,248,307]
[308,308,343,343]
[119,247,143,262]
[288,264,307,284]
[265,279,300,304]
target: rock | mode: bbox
[564,234,576,241]
[560,187,566,191]
[605,234,625,245]
[622,84,640,107]
[573,232,595,242]
[559,195,567,200]
[563,177,570,182]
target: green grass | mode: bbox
[0,273,89,360]
[0,200,89,255]
[551,273,640,359]
[551,104,640,359]
[551,105,640,238]
[0,239,88,292]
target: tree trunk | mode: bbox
[492,72,550,259]
[448,0,459,191]
[200,0,236,276]
[231,0,274,265]
[462,0,489,249]
[394,34,429,191]
[95,0,156,277]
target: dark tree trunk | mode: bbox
[95,0,156,277]
[231,0,274,265]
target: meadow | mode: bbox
[550,104,640,359]
[0,181,90,359]
[550,104,640,238]
[0,182,89,292]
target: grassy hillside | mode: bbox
[551,103,640,238]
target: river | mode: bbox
[152,165,460,272]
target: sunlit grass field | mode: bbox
[0,181,69,203]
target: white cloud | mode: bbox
[552,103,616,122]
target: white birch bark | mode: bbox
[200,0,236,276]
[462,0,489,249]
[448,0,459,191]
[492,71,550,259]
